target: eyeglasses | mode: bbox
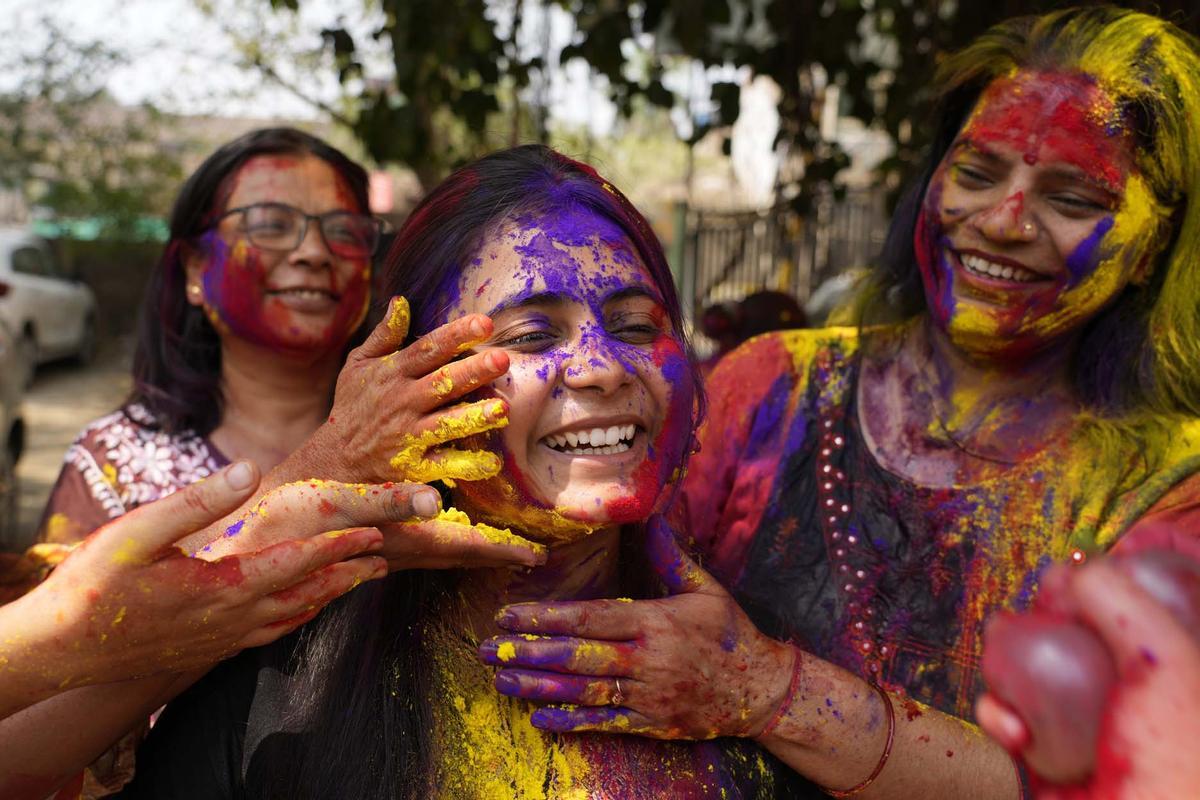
[214,202,384,258]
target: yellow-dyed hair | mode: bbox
[931,7,1200,420]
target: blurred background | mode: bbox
[0,0,1196,552]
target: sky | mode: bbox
[4,0,626,132]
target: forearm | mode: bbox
[758,649,1019,798]
[0,669,203,799]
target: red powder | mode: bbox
[318,499,337,516]
[901,697,924,721]
[964,71,1132,192]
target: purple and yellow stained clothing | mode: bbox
[682,327,1200,720]
[429,627,778,798]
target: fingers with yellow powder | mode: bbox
[389,398,509,483]
[303,299,509,485]
[377,507,546,569]
[0,463,391,721]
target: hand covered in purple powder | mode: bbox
[478,516,795,739]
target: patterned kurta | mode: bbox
[38,403,227,546]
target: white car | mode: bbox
[0,228,97,384]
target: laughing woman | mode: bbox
[486,8,1200,799]
[116,146,799,798]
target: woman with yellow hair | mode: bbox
[490,7,1200,797]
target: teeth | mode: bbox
[960,253,1041,283]
[542,424,638,455]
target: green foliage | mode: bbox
[0,19,183,239]
[267,0,1200,199]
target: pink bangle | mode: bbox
[821,682,896,797]
[757,646,804,739]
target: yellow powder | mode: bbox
[431,368,455,398]
[432,507,546,556]
[387,296,411,336]
[496,641,517,662]
[388,400,508,483]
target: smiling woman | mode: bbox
[112,146,802,799]
[407,8,1200,800]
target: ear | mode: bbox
[182,243,208,307]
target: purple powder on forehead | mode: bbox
[1065,215,1115,287]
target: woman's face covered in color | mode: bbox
[186,154,372,356]
[915,69,1166,360]
[437,208,693,543]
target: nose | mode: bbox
[288,218,335,270]
[974,190,1038,243]
[561,329,634,395]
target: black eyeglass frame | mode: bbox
[211,201,386,257]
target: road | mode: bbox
[13,342,132,550]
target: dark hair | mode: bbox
[128,127,371,435]
[248,145,700,800]
[865,6,1200,420]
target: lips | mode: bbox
[954,249,1052,286]
[540,422,640,456]
[265,286,341,312]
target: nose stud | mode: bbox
[1021,222,1035,235]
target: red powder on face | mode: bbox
[963,71,1132,192]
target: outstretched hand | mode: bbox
[309,295,511,484]
[198,479,545,570]
[977,539,1200,799]
[0,462,388,712]
[479,516,793,739]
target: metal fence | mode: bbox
[679,188,889,320]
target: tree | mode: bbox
[0,19,183,238]
[259,0,1200,200]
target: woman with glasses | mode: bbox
[13,128,540,798]
[37,127,384,545]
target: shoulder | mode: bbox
[704,328,860,413]
[65,403,223,513]
[709,327,860,382]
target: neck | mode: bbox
[860,318,1080,483]
[917,317,1076,407]
[454,526,623,641]
[211,337,342,470]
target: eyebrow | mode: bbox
[954,139,1118,193]
[486,291,567,318]
[603,285,664,307]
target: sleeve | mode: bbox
[1113,471,1200,559]
[681,332,805,582]
[37,426,126,546]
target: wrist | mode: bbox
[751,643,804,741]
[0,596,72,710]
